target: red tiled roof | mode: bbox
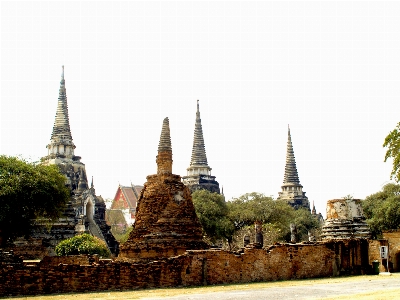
[119,185,143,210]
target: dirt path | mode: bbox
[7,274,400,300]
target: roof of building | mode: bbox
[113,184,143,210]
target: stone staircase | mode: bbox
[88,220,110,251]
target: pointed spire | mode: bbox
[190,100,208,166]
[283,125,300,184]
[50,66,73,141]
[158,117,172,152]
[312,201,316,215]
[46,66,76,158]
[156,117,173,174]
[91,176,94,189]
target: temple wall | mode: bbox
[0,240,370,296]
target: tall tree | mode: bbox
[383,122,400,182]
[192,190,234,245]
[0,155,70,245]
[362,183,400,238]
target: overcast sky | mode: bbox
[1,1,400,216]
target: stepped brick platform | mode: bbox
[119,118,208,260]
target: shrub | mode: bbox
[55,233,111,257]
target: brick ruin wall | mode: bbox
[0,239,370,297]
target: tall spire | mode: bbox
[51,65,73,141]
[46,66,76,158]
[283,125,300,184]
[156,117,173,174]
[190,100,208,166]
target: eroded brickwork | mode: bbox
[0,240,370,296]
[118,118,208,260]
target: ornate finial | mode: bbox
[197,99,200,112]
[61,65,64,80]
[91,176,94,189]
[157,117,173,174]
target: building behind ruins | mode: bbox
[119,117,208,260]
[276,126,310,210]
[182,100,220,194]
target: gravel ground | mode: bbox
[141,275,400,300]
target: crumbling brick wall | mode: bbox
[0,239,370,297]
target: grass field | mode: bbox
[6,273,400,300]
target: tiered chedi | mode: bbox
[38,66,117,255]
[182,100,220,194]
[276,126,310,210]
[119,117,208,260]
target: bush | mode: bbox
[55,233,111,257]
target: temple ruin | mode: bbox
[119,117,208,260]
[322,198,371,240]
[182,100,220,194]
[276,126,311,210]
[31,66,118,255]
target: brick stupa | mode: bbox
[119,117,208,260]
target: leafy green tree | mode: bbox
[362,183,400,238]
[0,155,70,245]
[227,193,321,247]
[55,233,111,257]
[289,208,322,242]
[383,122,400,182]
[192,190,235,246]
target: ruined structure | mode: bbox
[0,239,371,296]
[119,117,208,260]
[182,100,220,194]
[276,126,310,210]
[31,66,118,255]
[322,198,371,240]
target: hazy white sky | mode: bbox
[1,1,400,216]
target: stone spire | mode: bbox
[277,126,310,211]
[190,100,208,166]
[46,66,76,159]
[283,125,300,184]
[156,117,173,174]
[182,101,220,194]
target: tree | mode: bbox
[362,183,400,238]
[227,193,321,248]
[0,155,70,245]
[383,122,400,182]
[192,190,234,246]
[55,233,111,257]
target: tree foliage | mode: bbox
[383,122,400,182]
[362,183,400,238]
[192,190,234,245]
[0,155,70,245]
[55,233,111,257]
